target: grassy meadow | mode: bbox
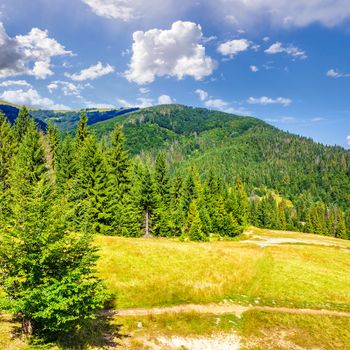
[96,228,350,311]
[2,227,350,349]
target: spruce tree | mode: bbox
[108,125,131,194]
[14,106,32,142]
[46,121,60,170]
[0,112,15,192]
[183,200,207,241]
[0,122,106,337]
[73,135,115,234]
[75,111,89,146]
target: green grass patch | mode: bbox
[96,232,350,310]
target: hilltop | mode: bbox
[1,101,349,214]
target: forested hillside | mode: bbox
[91,105,350,210]
[1,104,349,239]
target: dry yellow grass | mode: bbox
[96,231,350,311]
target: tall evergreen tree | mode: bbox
[75,111,89,146]
[73,135,115,234]
[13,106,32,142]
[0,127,106,336]
[0,112,15,192]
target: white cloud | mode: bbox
[204,98,229,109]
[250,65,259,72]
[327,69,350,78]
[311,117,325,122]
[0,80,31,87]
[125,21,216,85]
[0,22,72,79]
[139,87,150,94]
[83,100,115,109]
[82,0,186,22]
[158,94,174,104]
[66,62,114,81]
[247,96,292,106]
[47,80,92,97]
[82,0,136,21]
[265,42,306,59]
[217,39,251,58]
[81,0,350,29]
[195,89,208,101]
[117,97,153,108]
[347,135,350,146]
[0,88,70,110]
[216,0,350,28]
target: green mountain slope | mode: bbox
[0,101,138,131]
[91,104,350,209]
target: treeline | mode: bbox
[0,108,349,242]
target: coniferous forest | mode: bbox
[0,105,350,340]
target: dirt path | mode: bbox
[117,303,350,318]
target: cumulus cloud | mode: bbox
[82,0,185,22]
[265,42,306,59]
[83,100,115,109]
[347,135,350,147]
[158,94,174,104]
[217,39,251,58]
[195,89,208,101]
[250,65,259,72]
[0,23,72,79]
[82,0,136,21]
[327,69,350,78]
[247,96,292,106]
[139,87,150,94]
[204,98,229,109]
[125,21,216,85]
[0,80,31,87]
[216,0,350,28]
[47,80,92,98]
[117,97,153,108]
[82,0,350,28]
[66,62,115,81]
[0,88,70,109]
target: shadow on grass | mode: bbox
[9,310,129,349]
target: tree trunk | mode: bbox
[143,207,152,238]
[22,318,33,335]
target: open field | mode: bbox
[2,228,350,349]
[96,228,350,311]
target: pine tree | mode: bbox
[183,200,207,241]
[46,121,60,169]
[0,121,106,337]
[154,152,170,203]
[73,135,115,234]
[108,125,131,194]
[14,106,32,142]
[56,135,77,192]
[0,112,15,192]
[75,111,89,146]
[234,178,249,228]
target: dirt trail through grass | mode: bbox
[117,303,350,318]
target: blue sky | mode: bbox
[0,0,349,147]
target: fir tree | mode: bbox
[73,135,115,234]
[0,112,15,192]
[108,125,131,194]
[14,106,31,142]
[183,200,207,241]
[75,111,89,146]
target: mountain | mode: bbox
[90,104,350,210]
[0,100,138,131]
[0,101,47,130]
[1,101,349,211]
